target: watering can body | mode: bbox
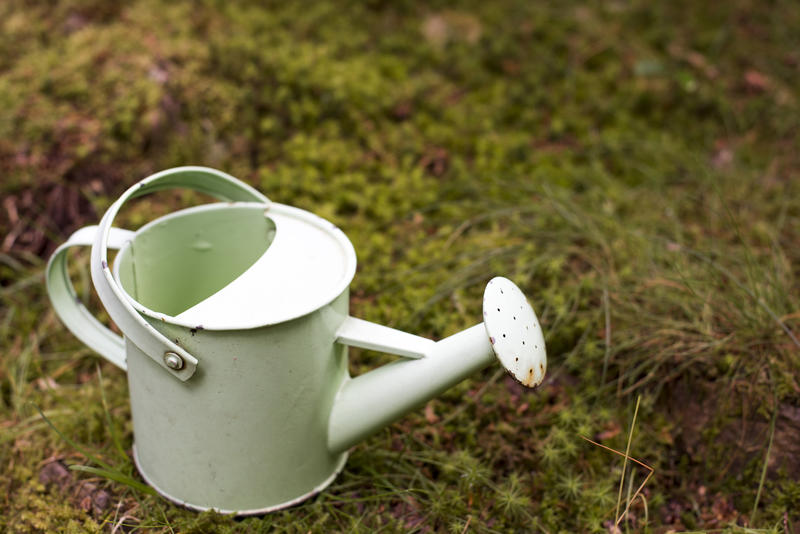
[127,288,352,513]
[46,167,547,514]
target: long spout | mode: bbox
[327,277,546,454]
[328,324,492,453]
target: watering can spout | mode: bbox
[328,277,546,454]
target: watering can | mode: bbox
[46,167,547,514]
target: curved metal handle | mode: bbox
[90,166,269,381]
[46,225,135,371]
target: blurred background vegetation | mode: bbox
[1,0,799,532]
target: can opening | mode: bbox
[115,204,275,318]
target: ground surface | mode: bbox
[1,0,799,532]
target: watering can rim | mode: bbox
[111,201,358,331]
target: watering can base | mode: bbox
[132,445,349,516]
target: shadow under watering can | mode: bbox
[46,166,547,514]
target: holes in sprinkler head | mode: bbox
[502,334,506,338]
[497,308,500,312]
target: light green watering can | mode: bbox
[46,167,547,514]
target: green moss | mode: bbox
[1,0,799,531]
[3,466,101,533]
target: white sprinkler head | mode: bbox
[483,277,547,387]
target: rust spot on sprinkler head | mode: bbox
[489,336,495,345]
[518,366,544,388]
[516,368,535,388]
[101,260,107,269]
[520,374,534,387]
[516,364,546,388]
[505,367,538,388]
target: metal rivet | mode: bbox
[163,352,184,370]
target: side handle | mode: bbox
[46,225,135,371]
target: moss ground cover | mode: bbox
[1,0,799,531]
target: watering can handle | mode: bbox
[46,225,135,371]
[89,166,268,381]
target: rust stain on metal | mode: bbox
[515,366,544,388]
[489,336,495,345]
[520,374,534,387]
[101,260,107,269]
[517,364,545,389]
[506,369,531,387]
[517,368,533,387]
